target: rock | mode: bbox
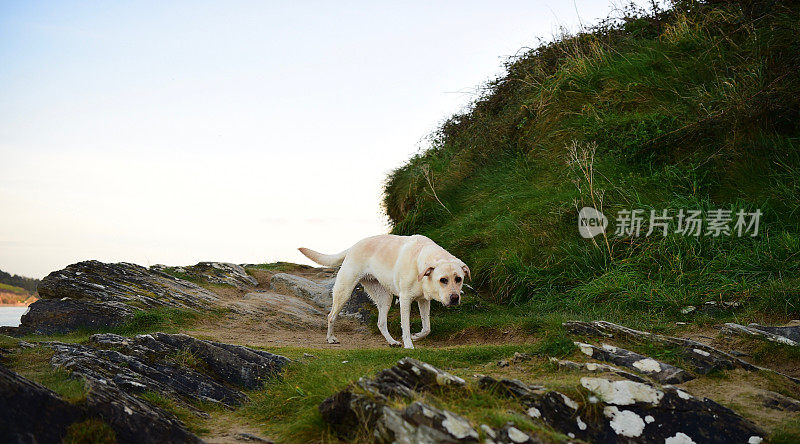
[269,273,331,307]
[16,298,138,335]
[156,262,258,290]
[681,301,740,315]
[0,362,86,443]
[498,359,510,367]
[269,273,372,323]
[0,362,199,444]
[723,323,799,346]
[549,358,648,382]
[756,390,800,412]
[242,291,325,326]
[573,341,693,383]
[233,432,273,442]
[579,377,764,443]
[38,260,219,309]
[320,358,475,443]
[48,332,289,408]
[357,357,465,399]
[564,320,756,374]
[482,423,546,444]
[481,372,764,443]
[512,352,532,362]
[566,320,800,385]
[322,358,764,444]
[83,377,201,443]
[375,401,479,443]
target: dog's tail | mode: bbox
[298,247,348,267]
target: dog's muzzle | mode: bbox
[448,294,460,306]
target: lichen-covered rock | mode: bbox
[0,362,199,444]
[358,357,465,399]
[747,323,800,342]
[580,377,764,443]
[723,323,799,346]
[154,262,258,290]
[564,320,756,374]
[38,260,219,309]
[480,373,764,443]
[48,332,289,408]
[481,423,546,444]
[16,298,137,335]
[565,320,800,384]
[574,341,693,383]
[322,358,765,444]
[320,358,474,443]
[549,358,648,382]
[375,401,479,443]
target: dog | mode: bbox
[298,234,469,349]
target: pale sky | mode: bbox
[1,1,648,278]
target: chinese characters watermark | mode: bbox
[578,207,761,238]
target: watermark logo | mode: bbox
[578,207,762,238]
[578,206,608,239]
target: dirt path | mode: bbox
[179,265,540,350]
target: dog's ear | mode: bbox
[417,266,435,281]
[462,265,471,281]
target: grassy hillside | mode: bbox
[383,0,800,318]
[0,269,39,294]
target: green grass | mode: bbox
[240,344,564,442]
[0,282,30,295]
[3,343,87,402]
[382,1,800,320]
[63,419,116,444]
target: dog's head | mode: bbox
[418,259,470,307]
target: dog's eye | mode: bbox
[439,277,448,285]
[455,276,462,283]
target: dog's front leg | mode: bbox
[399,295,414,349]
[412,299,431,341]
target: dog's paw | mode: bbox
[411,332,429,341]
[403,343,415,350]
[327,336,339,344]
[388,340,401,348]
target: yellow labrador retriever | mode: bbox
[299,234,469,349]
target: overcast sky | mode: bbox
[1,1,649,278]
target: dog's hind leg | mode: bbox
[326,267,358,344]
[362,279,400,347]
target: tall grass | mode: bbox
[383,0,800,315]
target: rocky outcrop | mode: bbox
[38,260,219,309]
[319,358,475,443]
[574,341,693,383]
[321,358,764,444]
[0,362,199,444]
[152,262,258,290]
[565,320,757,374]
[16,260,220,335]
[0,363,86,443]
[14,298,138,335]
[269,273,372,323]
[48,332,289,408]
[565,320,800,384]
[723,322,800,346]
